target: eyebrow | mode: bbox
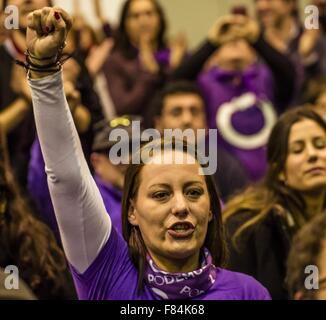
[148,181,204,189]
[148,183,171,190]
[290,136,325,144]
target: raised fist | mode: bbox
[26,7,72,62]
[208,15,260,46]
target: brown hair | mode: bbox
[286,211,326,299]
[0,129,69,298]
[223,107,326,245]
[114,0,167,59]
[121,137,227,290]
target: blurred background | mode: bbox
[54,0,312,47]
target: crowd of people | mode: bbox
[1,0,326,300]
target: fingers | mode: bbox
[53,7,73,32]
[34,11,43,37]
[27,7,71,37]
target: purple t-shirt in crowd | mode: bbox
[70,227,271,300]
[199,63,276,181]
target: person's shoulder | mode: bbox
[225,207,278,244]
[214,268,271,300]
[224,209,257,231]
[103,50,129,71]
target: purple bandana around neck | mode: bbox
[144,248,217,300]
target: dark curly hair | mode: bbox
[286,211,326,299]
[0,130,72,299]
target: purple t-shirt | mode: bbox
[198,63,276,181]
[70,227,271,300]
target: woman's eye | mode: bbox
[314,138,326,149]
[290,143,304,154]
[186,189,203,199]
[152,191,169,200]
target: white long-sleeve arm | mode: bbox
[29,71,111,273]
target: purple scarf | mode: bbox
[144,248,217,300]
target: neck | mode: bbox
[148,250,201,273]
[303,187,326,218]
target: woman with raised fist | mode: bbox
[27,7,270,300]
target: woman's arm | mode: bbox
[27,7,111,274]
[251,34,296,107]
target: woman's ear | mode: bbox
[208,210,213,222]
[128,200,139,226]
[279,171,286,182]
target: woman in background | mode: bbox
[224,107,326,299]
[102,0,186,118]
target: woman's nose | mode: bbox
[171,193,189,217]
[306,144,318,162]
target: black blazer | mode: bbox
[225,209,294,300]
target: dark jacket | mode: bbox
[225,209,294,300]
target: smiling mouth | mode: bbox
[167,222,195,239]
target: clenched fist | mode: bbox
[208,15,260,46]
[26,7,72,76]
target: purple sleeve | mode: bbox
[27,139,60,240]
[70,227,142,300]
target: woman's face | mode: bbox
[125,0,161,46]
[283,119,326,192]
[128,150,212,270]
[213,39,256,71]
[255,0,294,28]
[8,0,49,29]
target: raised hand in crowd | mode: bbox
[10,64,32,104]
[86,37,114,78]
[299,28,320,60]
[26,6,72,78]
[169,31,188,69]
[63,81,91,134]
[139,32,160,74]
[208,14,260,47]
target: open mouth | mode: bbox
[167,222,195,239]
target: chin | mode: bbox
[302,180,326,193]
[165,242,199,259]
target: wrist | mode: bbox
[29,68,61,79]
[28,55,58,67]
[19,92,32,105]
